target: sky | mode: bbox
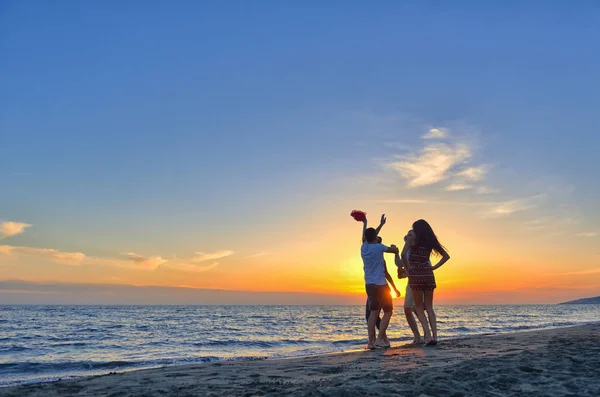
[1,2,599,304]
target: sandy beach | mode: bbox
[2,323,599,397]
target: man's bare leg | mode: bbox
[367,310,379,349]
[376,310,393,347]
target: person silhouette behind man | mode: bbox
[395,231,425,345]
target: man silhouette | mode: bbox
[365,235,401,337]
[360,214,400,349]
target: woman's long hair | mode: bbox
[412,219,447,257]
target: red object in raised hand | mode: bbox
[350,210,367,222]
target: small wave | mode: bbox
[0,346,32,353]
[50,342,88,347]
[482,321,580,333]
[445,326,473,333]
[0,375,75,388]
[140,341,164,347]
[0,355,273,388]
[0,355,270,382]
[192,339,319,348]
[332,338,365,346]
[441,320,597,339]
[79,328,100,333]
[0,360,138,373]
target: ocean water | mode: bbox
[1,304,599,387]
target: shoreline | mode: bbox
[3,321,599,389]
[2,323,599,396]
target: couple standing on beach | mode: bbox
[358,213,450,349]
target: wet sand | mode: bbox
[2,323,599,396]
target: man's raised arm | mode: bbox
[361,218,368,243]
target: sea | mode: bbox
[1,304,599,387]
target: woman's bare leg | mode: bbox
[404,307,421,343]
[412,287,431,342]
[424,290,437,341]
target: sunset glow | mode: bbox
[1,2,599,305]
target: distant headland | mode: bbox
[559,296,600,305]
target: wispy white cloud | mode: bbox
[377,121,589,237]
[0,221,32,240]
[456,166,487,181]
[379,199,429,204]
[387,142,472,187]
[125,253,168,270]
[386,126,492,192]
[445,183,474,191]
[481,195,545,219]
[247,252,269,259]
[164,261,220,273]
[380,198,490,207]
[476,186,500,195]
[155,250,232,272]
[382,196,543,221]
[191,250,234,263]
[110,250,233,272]
[422,128,448,139]
[576,232,598,237]
[382,194,550,220]
[0,245,85,265]
[0,244,231,273]
[522,216,577,232]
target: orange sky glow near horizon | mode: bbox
[2,198,599,305]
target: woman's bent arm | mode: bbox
[431,247,450,271]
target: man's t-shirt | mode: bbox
[360,242,388,286]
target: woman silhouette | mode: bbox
[401,219,450,345]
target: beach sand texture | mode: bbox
[2,323,599,397]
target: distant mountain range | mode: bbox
[559,296,600,305]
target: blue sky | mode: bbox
[1,2,600,303]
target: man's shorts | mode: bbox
[404,285,425,309]
[365,284,393,313]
